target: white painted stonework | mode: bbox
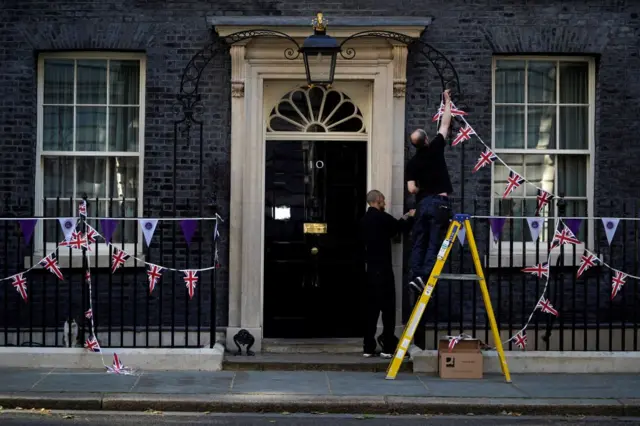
[217,22,424,351]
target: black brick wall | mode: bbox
[1,0,640,345]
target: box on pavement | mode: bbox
[437,337,483,379]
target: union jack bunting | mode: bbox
[147,264,163,295]
[84,336,100,352]
[502,170,525,198]
[67,232,88,251]
[85,271,91,285]
[536,296,559,316]
[448,335,462,352]
[39,253,64,280]
[58,231,79,248]
[183,270,199,300]
[514,330,527,349]
[550,225,581,250]
[431,102,468,122]
[535,189,553,216]
[577,251,600,278]
[611,271,628,300]
[78,200,87,217]
[84,226,99,250]
[85,308,93,319]
[11,273,28,302]
[111,247,130,274]
[451,125,475,147]
[521,263,549,279]
[472,148,497,173]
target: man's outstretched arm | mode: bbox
[438,89,452,138]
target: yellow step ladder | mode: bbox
[385,213,511,382]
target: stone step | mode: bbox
[223,353,413,372]
[262,338,362,354]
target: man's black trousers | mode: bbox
[363,267,398,354]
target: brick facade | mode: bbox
[1,1,639,343]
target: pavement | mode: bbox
[0,412,638,425]
[1,368,640,416]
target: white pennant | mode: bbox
[58,218,78,242]
[139,219,159,247]
[526,217,544,241]
[457,227,466,246]
[601,218,620,246]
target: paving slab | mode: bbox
[513,373,640,399]
[326,371,429,396]
[421,374,529,398]
[132,371,235,394]
[0,368,50,392]
[32,371,137,393]
[230,371,330,394]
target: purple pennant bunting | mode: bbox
[489,217,507,242]
[100,219,119,244]
[180,219,198,247]
[565,219,582,237]
[19,219,37,245]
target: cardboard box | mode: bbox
[437,337,483,379]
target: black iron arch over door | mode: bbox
[172,24,464,344]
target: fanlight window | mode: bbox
[268,86,366,133]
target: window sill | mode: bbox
[485,244,586,269]
[25,245,145,269]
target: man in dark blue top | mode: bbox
[360,190,414,358]
[405,90,454,348]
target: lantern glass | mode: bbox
[303,50,337,86]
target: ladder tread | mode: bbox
[434,273,482,281]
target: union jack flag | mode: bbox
[550,225,581,250]
[106,353,124,374]
[85,308,93,319]
[40,253,64,280]
[183,270,199,300]
[521,263,549,279]
[577,251,600,278]
[451,125,475,147]
[84,226,98,251]
[536,296,559,316]
[431,102,468,122]
[611,271,627,300]
[502,170,525,198]
[514,330,527,350]
[78,200,87,217]
[84,336,100,352]
[111,248,130,274]
[68,232,88,250]
[535,189,553,216]
[59,231,79,248]
[472,148,497,173]
[147,264,163,295]
[85,271,91,285]
[11,273,28,302]
[448,335,462,352]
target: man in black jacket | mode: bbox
[360,190,414,358]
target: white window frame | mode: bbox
[487,55,596,268]
[31,52,146,268]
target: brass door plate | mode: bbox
[303,223,327,234]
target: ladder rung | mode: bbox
[434,273,482,281]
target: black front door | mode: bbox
[264,140,367,338]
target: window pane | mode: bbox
[102,200,137,243]
[43,157,73,198]
[495,106,524,148]
[76,157,106,198]
[493,198,541,242]
[492,155,525,198]
[43,60,74,104]
[108,157,138,199]
[43,106,73,151]
[559,62,589,104]
[527,106,556,149]
[109,107,139,152]
[109,60,140,105]
[76,107,107,151]
[558,156,587,197]
[527,61,556,103]
[495,60,525,103]
[77,60,107,104]
[44,200,72,242]
[523,154,556,196]
[559,106,588,149]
